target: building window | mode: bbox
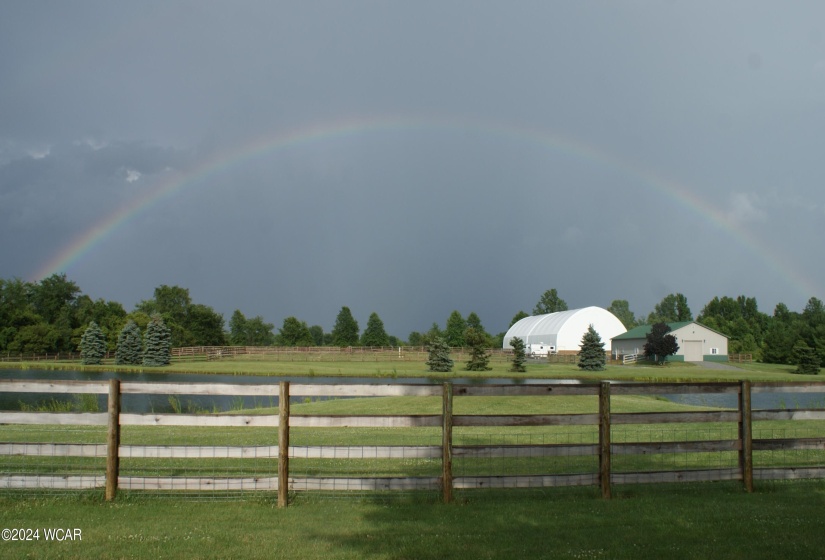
[711,348,718,355]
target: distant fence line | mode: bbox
[0,347,513,364]
[1,347,751,365]
[1,379,824,505]
[171,346,514,363]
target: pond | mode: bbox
[0,369,586,413]
[1,369,823,413]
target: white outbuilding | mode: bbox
[503,307,627,356]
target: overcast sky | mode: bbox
[2,1,824,338]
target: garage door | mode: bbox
[683,340,703,361]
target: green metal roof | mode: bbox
[612,321,694,340]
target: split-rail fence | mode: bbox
[1,379,824,506]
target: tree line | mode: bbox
[1,275,823,366]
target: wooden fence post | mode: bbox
[105,378,121,501]
[599,381,612,499]
[278,382,290,507]
[739,380,753,492]
[442,382,453,503]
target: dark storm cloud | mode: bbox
[1,1,824,337]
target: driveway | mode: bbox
[687,361,743,371]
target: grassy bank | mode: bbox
[2,481,824,559]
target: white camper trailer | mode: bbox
[527,343,556,357]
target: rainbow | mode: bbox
[33,114,817,298]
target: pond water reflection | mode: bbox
[0,369,584,413]
[1,369,823,413]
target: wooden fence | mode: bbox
[171,346,515,363]
[1,379,824,506]
[728,354,754,363]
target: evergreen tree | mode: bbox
[444,310,467,347]
[464,327,492,371]
[361,312,390,347]
[793,340,821,375]
[115,320,142,365]
[79,321,106,365]
[425,335,453,372]
[509,336,527,373]
[143,314,171,366]
[762,303,802,364]
[331,306,359,347]
[578,325,606,371]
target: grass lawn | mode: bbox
[2,481,825,559]
[6,356,815,382]
[3,359,824,558]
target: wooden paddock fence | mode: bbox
[1,379,824,506]
[171,346,517,363]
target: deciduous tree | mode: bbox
[643,322,679,365]
[277,317,314,346]
[647,293,692,324]
[136,285,225,347]
[464,327,492,371]
[509,310,529,327]
[607,300,637,329]
[466,312,492,346]
[533,289,568,315]
[309,325,325,346]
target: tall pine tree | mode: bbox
[115,320,142,365]
[577,325,606,371]
[509,336,527,373]
[143,314,171,366]
[426,335,453,372]
[80,321,106,365]
[331,307,359,347]
[444,311,467,347]
[361,312,390,347]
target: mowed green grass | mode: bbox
[2,481,825,560]
[10,355,814,382]
[3,361,824,558]
[4,394,824,481]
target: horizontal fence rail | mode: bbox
[1,379,824,505]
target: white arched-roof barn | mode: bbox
[503,307,627,355]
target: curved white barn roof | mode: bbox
[503,307,626,352]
